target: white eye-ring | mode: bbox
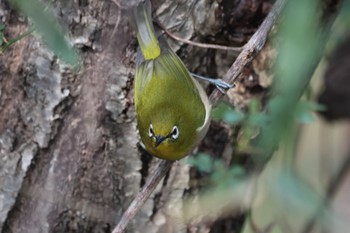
[148,123,154,138]
[170,126,179,140]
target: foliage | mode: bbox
[7,0,79,65]
[188,153,245,189]
[188,0,350,232]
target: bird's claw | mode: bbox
[191,73,234,94]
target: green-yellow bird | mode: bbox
[131,0,211,160]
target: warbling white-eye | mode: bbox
[131,0,211,160]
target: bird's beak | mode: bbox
[155,135,166,148]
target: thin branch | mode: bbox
[210,0,287,103]
[156,21,242,53]
[112,160,174,233]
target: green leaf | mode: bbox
[211,164,245,188]
[187,153,213,173]
[10,0,79,65]
[228,166,245,178]
[248,113,269,126]
[295,101,325,123]
[211,102,245,125]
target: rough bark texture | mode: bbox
[0,0,269,232]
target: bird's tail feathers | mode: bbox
[131,0,160,60]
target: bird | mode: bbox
[131,0,211,160]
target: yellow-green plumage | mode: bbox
[132,0,211,160]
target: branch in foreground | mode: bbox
[210,0,287,103]
[112,160,174,233]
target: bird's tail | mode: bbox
[131,0,160,60]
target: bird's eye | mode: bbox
[148,124,154,138]
[170,126,179,140]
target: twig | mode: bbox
[210,0,287,103]
[156,21,242,53]
[112,160,174,233]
